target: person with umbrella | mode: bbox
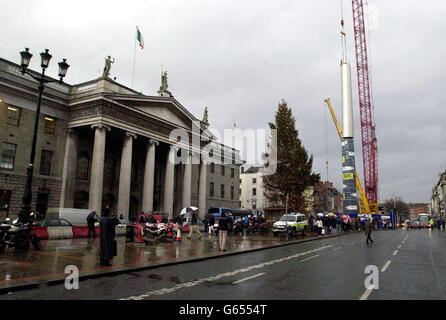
[87,211,98,240]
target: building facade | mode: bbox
[0,57,242,220]
[429,171,446,220]
[240,166,264,211]
[313,181,343,214]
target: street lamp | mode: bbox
[18,48,70,223]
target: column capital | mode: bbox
[91,123,111,131]
[149,139,160,146]
[125,131,137,139]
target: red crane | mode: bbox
[351,0,378,211]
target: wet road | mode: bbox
[1,228,445,300]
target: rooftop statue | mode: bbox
[102,55,115,78]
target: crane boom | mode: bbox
[351,0,378,211]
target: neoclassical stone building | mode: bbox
[0,57,242,220]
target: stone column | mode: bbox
[142,139,158,213]
[182,151,192,208]
[198,155,208,220]
[60,129,78,208]
[117,131,137,220]
[89,124,110,216]
[163,145,175,219]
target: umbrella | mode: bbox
[328,212,335,216]
[341,215,352,224]
[87,211,97,221]
[317,213,324,217]
[180,206,198,216]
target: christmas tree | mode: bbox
[263,100,320,214]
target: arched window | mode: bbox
[74,191,89,209]
[77,153,90,180]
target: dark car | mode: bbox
[41,218,72,227]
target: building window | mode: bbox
[39,150,53,176]
[0,190,11,219]
[74,191,89,209]
[0,143,17,170]
[210,182,214,197]
[231,186,234,200]
[6,105,21,126]
[221,184,225,199]
[253,188,257,196]
[253,178,257,184]
[44,116,56,135]
[221,165,225,176]
[210,163,214,174]
[231,168,235,178]
[77,153,89,180]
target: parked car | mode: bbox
[46,208,98,226]
[41,218,72,227]
[272,213,308,237]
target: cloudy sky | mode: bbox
[1,0,445,204]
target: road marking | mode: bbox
[300,255,319,262]
[381,260,392,272]
[119,245,332,300]
[398,245,402,249]
[333,247,341,251]
[232,273,266,284]
[393,250,398,256]
[359,285,375,300]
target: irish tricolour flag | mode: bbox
[137,27,144,49]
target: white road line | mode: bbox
[398,245,402,249]
[119,245,332,300]
[232,273,266,284]
[333,247,341,251]
[359,285,375,300]
[300,255,319,262]
[381,260,392,272]
[393,250,399,256]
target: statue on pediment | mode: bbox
[102,56,115,78]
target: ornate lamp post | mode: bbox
[18,48,70,223]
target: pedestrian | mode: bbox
[218,213,230,251]
[365,218,373,245]
[316,218,323,235]
[336,215,342,233]
[87,211,97,240]
[99,209,119,266]
[119,214,124,220]
[208,214,215,235]
[187,210,202,240]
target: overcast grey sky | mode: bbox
[1,0,445,204]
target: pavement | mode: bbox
[0,228,350,293]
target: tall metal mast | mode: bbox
[351,0,378,211]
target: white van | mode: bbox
[46,208,98,226]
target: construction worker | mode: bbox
[429,218,435,230]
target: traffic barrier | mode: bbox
[47,226,73,239]
[72,226,89,238]
[33,226,49,240]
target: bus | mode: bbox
[207,207,251,218]
[416,213,431,229]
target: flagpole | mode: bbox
[132,26,137,88]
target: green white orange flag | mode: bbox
[137,27,144,49]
